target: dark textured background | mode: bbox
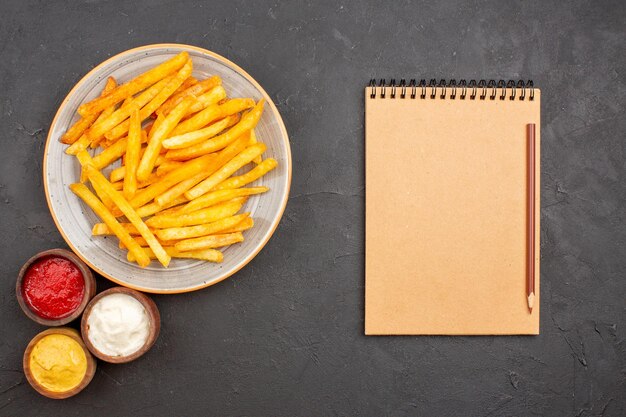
[1,0,624,416]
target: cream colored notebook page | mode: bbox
[365,80,540,335]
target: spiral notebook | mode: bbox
[365,79,541,335]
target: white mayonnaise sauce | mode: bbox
[86,293,150,357]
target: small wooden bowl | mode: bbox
[81,287,160,363]
[16,249,96,326]
[23,327,96,399]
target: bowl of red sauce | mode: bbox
[16,249,96,326]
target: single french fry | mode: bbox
[90,174,116,211]
[70,183,150,267]
[215,158,278,190]
[84,76,172,143]
[109,166,126,183]
[123,109,142,200]
[249,129,262,164]
[218,216,254,234]
[92,222,144,236]
[166,99,263,160]
[170,98,256,138]
[119,236,178,249]
[146,199,245,228]
[157,76,221,116]
[64,77,118,151]
[104,59,193,141]
[129,153,217,208]
[180,187,268,213]
[186,143,266,199]
[175,232,243,252]
[85,164,170,267]
[162,114,237,149]
[135,196,188,218]
[90,130,147,172]
[128,246,223,263]
[156,160,184,176]
[170,248,223,262]
[75,150,95,183]
[61,114,98,144]
[91,136,128,170]
[137,95,195,181]
[155,213,249,241]
[185,86,227,115]
[149,112,166,139]
[78,51,189,116]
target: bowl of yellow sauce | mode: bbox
[23,328,96,399]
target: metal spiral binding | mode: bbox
[368,78,534,101]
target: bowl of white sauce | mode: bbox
[81,287,160,363]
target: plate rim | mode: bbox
[43,43,292,294]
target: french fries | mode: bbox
[156,213,250,241]
[152,171,208,208]
[84,164,171,267]
[219,216,254,234]
[162,114,237,149]
[153,134,251,206]
[137,95,195,181]
[175,232,244,252]
[64,77,118,150]
[170,98,255,137]
[78,51,189,116]
[129,153,218,208]
[249,129,263,164]
[180,187,267,213]
[128,247,223,263]
[157,75,221,116]
[92,222,143,236]
[123,109,141,199]
[156,160,184,176]
[90,130,147,171]
[60,54,278,268]
[165,99,264,161]
[215,158,278,190]
[135,196,188,218]
[85,76,172,143]
[104,59,194,141]
[71,184,150,267]
[120,236,179,248]
[185,86,227,114]
[146,199,245,228]
[186,143,266,199]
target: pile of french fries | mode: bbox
[62,52,278,268]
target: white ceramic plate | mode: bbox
[44,44,291,293]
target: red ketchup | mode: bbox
[21,256,85,319]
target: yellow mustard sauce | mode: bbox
[29,334,87,392]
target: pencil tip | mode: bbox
[527,292,535,313]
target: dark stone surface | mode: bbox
[0,0,624,415]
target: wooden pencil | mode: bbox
[527,123,536,313]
